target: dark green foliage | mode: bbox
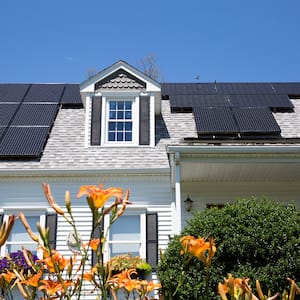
[157,197,300,299]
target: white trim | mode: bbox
[174,152,182,234]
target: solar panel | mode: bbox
[272,83,300,95]
[171,94,230,108]
[0,104,19,125]
[0,126,50,157]
[193,107,238,135]
[60,84,82,105]
[216,83,275,94]
[24,84,65,103]
[0,84,30,102]
[229,94,294,109]
[11,104,58,126]
[0,127,6,140]
[161,83,216,95]
[233,107,281,135]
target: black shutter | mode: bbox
[92,218,104,266]
[0,213,3,227]
[46,213,57,249]
[139,96,150,145]
[91,96,102,145]
[146,213,158,269]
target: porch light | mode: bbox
[184,195,193,212]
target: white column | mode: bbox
[174,152,182,234]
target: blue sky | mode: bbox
[0,0,299,83]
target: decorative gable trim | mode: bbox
[95,68,146,90]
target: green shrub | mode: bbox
[157,197,300,299]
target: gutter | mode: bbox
[167,145,300,155]
[0,167,170,178]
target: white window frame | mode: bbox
[100,92,140,147]
[0,209,45,257]
[103,210,146,262]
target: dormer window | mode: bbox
[80,60,161,148]
[107,98,135,144]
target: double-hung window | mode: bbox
[104,212,146,261]
[108,100,133,142]
[0,210,44,257]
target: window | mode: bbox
[104,212,146,260]
[108,100,133,142]
[90,94,151,146]
[0,211,44,257]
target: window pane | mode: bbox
[125,132,132,141]
[7,243,37,254]
[125,101,132,110]
[117,132,123,141]
[110,216,140,241]
[108,132,115,141]
[117,111,124,119]
[8,216,39,242]
[110,101,116,109]
[109,122,116,131]
[117,102,124,109]
[117,122,124,130]
[125,122,132,131]
[125,111,132,119]
[110,243,140,257]
[109,111,116,119]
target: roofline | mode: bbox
[167,145,300,155]
[0,167,170,177]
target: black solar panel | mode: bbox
[11,104,58,126]
[272,83,300,95]
[233,107,281,135]
[0,126,50,157]
[171,94,230,108]
[229,94,294,109]
[161,83,216,95]
[24,84,65,103]
[0,84,30,102]
[60,84,82,105]
[193,107,238,135]
[0,104,19,125]
[0,127,6,140]
[216,83,275,94]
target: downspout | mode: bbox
[174,151,182,234]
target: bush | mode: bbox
[157,197,300,299]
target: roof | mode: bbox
[0,79,300,174]
[161,82,300,141]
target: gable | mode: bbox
[95,68,146,90]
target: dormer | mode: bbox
[80,61,161,147]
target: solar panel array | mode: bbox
[0,83,82,158]
[161,82,299,139]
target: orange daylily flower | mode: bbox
[180,235,216,266]
[77,184,123,209]
[83,271,94,281]
[218,274,252,300]
[0,271,17,283]
[83,238,101,251]
[23,270,43,287]
[122,278,140,292]
[38,279,74,295]
[38,248,70,272]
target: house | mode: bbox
[0,60,300,296]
